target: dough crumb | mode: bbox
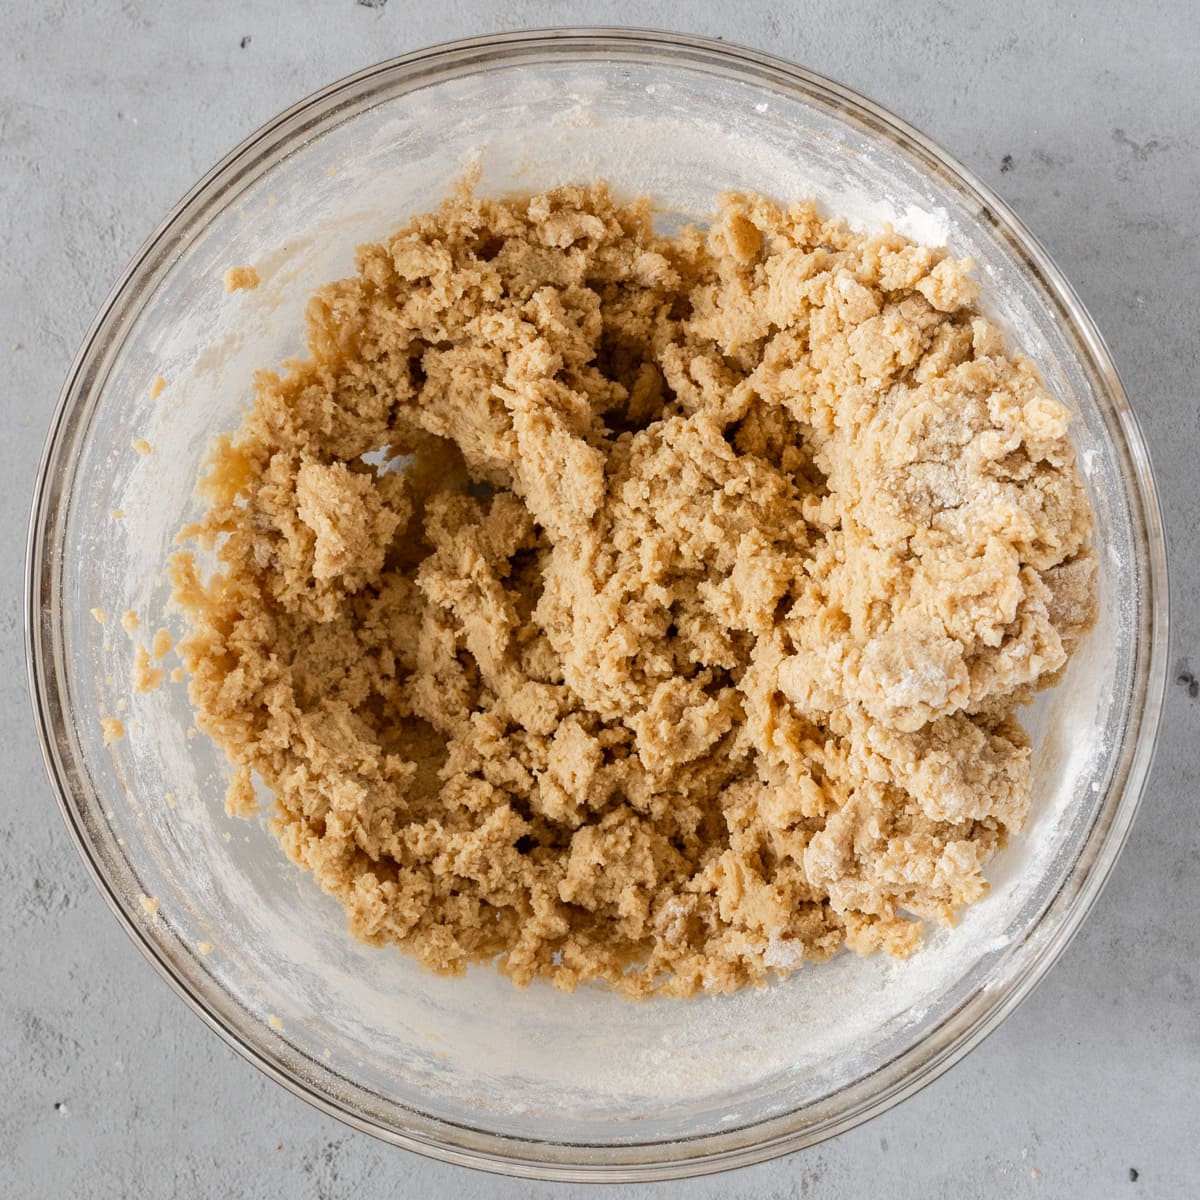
[149,375,166,401]
[165,790,176,808]
[224,765,259,818]
[267,1013,283,1030]
[137,894,160,918]
[197,940,213,956]
[90,607,107,624]
[132,643,165,693]
[151,628,173,659]
[172,183,1095,999]
[100,717,125,745]
[131,438,152,456]
[224,265,260,292]
[170,666,185,683]
[121,610,140,634]
[110,508,125,520]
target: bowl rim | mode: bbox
[25,25,1169,1183]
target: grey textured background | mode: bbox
[2,2,1196,1197]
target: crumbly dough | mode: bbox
[171,184,1094,998]
[132,642,165,693]
[128,621,173,694]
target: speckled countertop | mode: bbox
[2,2,1197,1197]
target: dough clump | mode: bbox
[171,184,1094,997]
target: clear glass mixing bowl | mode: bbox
[26,28,1167,1181]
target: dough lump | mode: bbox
[171,184,1095,997]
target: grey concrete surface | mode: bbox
[2,1,1196,1197]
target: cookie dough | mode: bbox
[170,183,1094,997]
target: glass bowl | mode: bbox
[26,28,1167,1182]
